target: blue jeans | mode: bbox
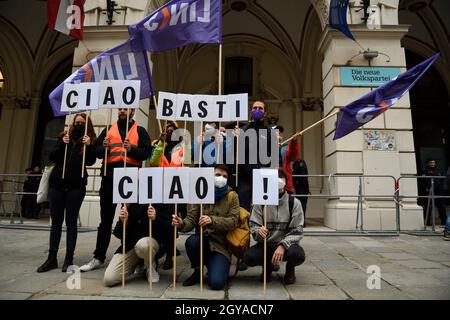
[446,211,450,232]
[185,234,230,290]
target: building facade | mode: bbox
[0,0,449,230]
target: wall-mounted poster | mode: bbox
[364,130,396,151]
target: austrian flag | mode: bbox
[47,0,85,40]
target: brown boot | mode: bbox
[284,264,296,285]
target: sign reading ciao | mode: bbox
[61,80,141,112]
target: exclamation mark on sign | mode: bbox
[263,177,268,200]
[147,176,152,199]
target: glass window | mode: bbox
[224,57,253,95]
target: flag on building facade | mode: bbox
[47,0,85,40]
[334,53,440,140]
[49,39,154,117]
[329,0,355,41]
[128,0,222,52]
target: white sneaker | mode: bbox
[147,265,160,283]
[80,258,103,272]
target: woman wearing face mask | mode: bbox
[37,113,97,273]
[242,169,306,285]
[172,165,240,290]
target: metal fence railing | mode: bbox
[1,172,448,235]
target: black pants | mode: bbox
[48,187,85,254]
[94,176,117,262]
[237,179,252,212]
[243,242,306,270]
[21,194,40,218]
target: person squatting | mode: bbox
[37,101,306,290]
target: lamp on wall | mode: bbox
[346,49,391,64]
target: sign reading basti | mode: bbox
[113,167,215,205]
[61,80,141,112]
[157,91,248,122]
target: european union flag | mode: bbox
[334,53,440,140]
[329,0,355,41]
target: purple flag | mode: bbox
[334,53,440,140]
[128,0,222,52]
[49,39,153,117]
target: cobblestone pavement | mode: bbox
[0,227,449,300]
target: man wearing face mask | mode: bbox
[80,108,151,272]
[243,169,305,285]
[172,165,240,290]
[234,100,273,212]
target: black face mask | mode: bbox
[72,124,85,141]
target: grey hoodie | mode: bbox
[250,192,304,249]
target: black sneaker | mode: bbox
[238,261,248,271]
[182,269,200,287]
[163,257,174,270]
[444,230,450,241]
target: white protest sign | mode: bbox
[188,168,215,204]
[157,91,177,120]
[252,169,279,205]
[99,80,121,108]
[138,168,164,204]
[156,91,249,122]
[163,167,190,203]
[61,83,80,112]
[227,93,248,121]
[113,167,139,204]
[120,80,140,109]
[78,82,100,110]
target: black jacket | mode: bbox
[238,121,274,179]
[293,159,310,195]
[113,204,166,254]
[49,138,96,189]
[94,120,151,177]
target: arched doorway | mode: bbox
[406,49,450,174]
[32,57,74,167]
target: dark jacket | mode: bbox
[94,120,151,176]
[293,159,310,195]
[113,204,164,254]
[181,188,240,261]
[238,121,274,180]
[48,137,96,189]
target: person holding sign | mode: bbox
[243,169,306,285]
[192,122,228,166]
[80,109,151,272]
[149,121,184,168]
[37,113,97,273]
[103,204,161,287]
[172,165,240,290]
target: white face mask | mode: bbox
[214,176,228,188]
[278,178,286,192]
[204,125,215,136]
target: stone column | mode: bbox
[318,24,424,231]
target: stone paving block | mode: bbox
[381,271,442,287]
[349,240,386,248]
[365,247,404,253]
[0,292,33,300]
[395,259,446,269]
[418,254,450,262]
[286,284,349,300]
[399,286,450,300]
[295,272,334,286]
[0,272,69,293]
[103,278,169,298]
[312,259,359,271]
[228,276,290,300]
[414,268,450,283]
[378,252,420,260]
[44,278,105,296]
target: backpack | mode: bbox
[226,191,250,259]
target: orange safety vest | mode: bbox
[107,121,142,167]
[159,145,184,167]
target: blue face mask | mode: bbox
[215,184,228,201]
[251,109,264,121]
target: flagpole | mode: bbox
[122,109,130,288]
[173,203,178,291]
[263,205,267,294]
[217,44,223,164]
[199,120,204,292]
[143,50,163,134]
[149,204,153,290]
[280,109,340,146]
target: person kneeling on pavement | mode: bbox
[103,204,160,287]
[243,168,306,285]
[172,165,240,290]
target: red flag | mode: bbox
[47,0,85,40]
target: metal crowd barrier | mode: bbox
[2,172,448,236]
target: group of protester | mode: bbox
[36,101,309,290]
